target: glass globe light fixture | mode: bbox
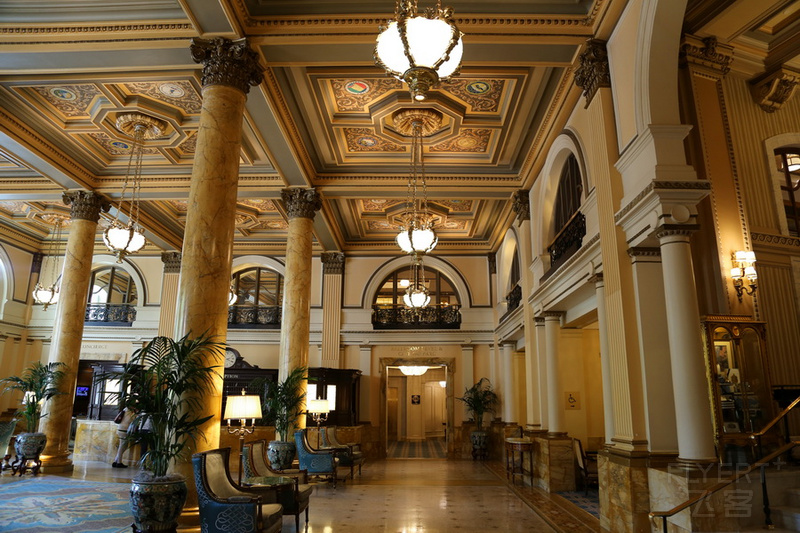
[104,112,166,263]
[375,0,464,101]
[32,215,66,310]
[403,284,431,308]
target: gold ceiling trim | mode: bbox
[0,23,194,41]
[0,222,42,253]
[0,108,95,189]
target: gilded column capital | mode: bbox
[190,37,264,94]
[574,39,610,108]
[281,188,322,220]
[511,189,530,225]
[749,67,800,113]
[321,251,345,274]
[679,35,733,77]
[62,191,110,222]
[487,252,496,275]
[654,224,700,241]
[161,251,182,273]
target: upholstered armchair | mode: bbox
[0,420,16,470]
[294,430,340,488]
[243,440,313,531]
[192,448,283,533]
[320,426,363,479]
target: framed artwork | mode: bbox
[714,340,734,373]
[411,394,421,405]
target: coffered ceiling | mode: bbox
[0,0,799,257]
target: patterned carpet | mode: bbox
[387,438,447,459]
[0,476,132,533]
[556,488,601,518]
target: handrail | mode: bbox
[750,394,800,438]
[649,440,800,530]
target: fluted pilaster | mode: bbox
[320,251,344,368]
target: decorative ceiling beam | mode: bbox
[749,66,800,113]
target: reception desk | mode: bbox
[73,419,141,464]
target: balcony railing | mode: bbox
[85,303,136,325]
[372,304,461,330]
[500,284,522,322]
[546,211,586,275]
[228,305,281,329]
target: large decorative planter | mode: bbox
[470,430,488,461]
[130,476,188,533]
[267,440,296,471]
[12,432,47,475]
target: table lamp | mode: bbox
[307,399,330,449]
[224,389,262,485]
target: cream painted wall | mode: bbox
[342,256,390,308]
[558,328,604,447]
[607,0,643,152]
[3,244,33,303]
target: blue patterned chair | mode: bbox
[243,440,312,531]
[294,430,340,489]
[192,448,283,533]
[320,426,363,479]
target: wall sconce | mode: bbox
[731,250,757,301]
[224,389,262,485]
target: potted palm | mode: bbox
[457,378,499,460]
[262,366,307,470]
[104,333,220,533]
[0,361,66,475]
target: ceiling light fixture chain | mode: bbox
[103,112,166,263]
[32,215,65,310]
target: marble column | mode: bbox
[157,252,181,337]
[41,191,109,472]
[320,252,344,368]
[656,226,716,462]
[501,343,518,424]
[544,312,565,435]
[591,274,616,447]
[279,188,322,430]
[174,37,262,517]
[534,317,548,430]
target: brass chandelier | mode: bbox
[103,112,165,263]
[375,0,464,102]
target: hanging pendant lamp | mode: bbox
[32,215,66,310]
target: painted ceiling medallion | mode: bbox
[466,81,490,94]
[49,87,76,101]
[159,82,186,98]
[392,108,443,137]
[345,80,370,94]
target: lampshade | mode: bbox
[730,267,743,280]
[403,286,431,308]
[307,399,331,414]
[396,225,438,255]
[103,224,146,261]
[439,380,446,388]
[33,216,65,310]
[224,394,262,421]
[734,250,756,264]
[375,0,464,101]
[32,284,60,310]
[399,365,428,376]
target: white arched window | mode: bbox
[547,153,586,273]
[372,265,461,329]
[228,266,284,328]
[85,266,137,325]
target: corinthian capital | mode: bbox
[62,191,110,223]
[281,188,322,220]
[574,39,610,108]
[190,37,264,94]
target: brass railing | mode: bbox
[371,304,461,329]
[649,395,800,532]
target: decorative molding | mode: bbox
[190,37,264,94]
[511,189,530,226]
[534,317,545,324]
[321,251,345,275]
[751,232,800,247]
[749,67,800,113]
[679,35,733,76]
[0,23,193,37]
[588,273,603,284]
[160,251,181,273]
[654,224,700,240]
[281,188,322,220]
[62,191,110,223]
[574,39,610,108]
[543,311,564,319]
[627,247,661,258]
[614,181,712,223]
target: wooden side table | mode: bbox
[505,437,533,485]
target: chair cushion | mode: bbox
[297,484,313,501]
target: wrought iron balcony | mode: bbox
[228,305,281,329]
[85,303,136,325]
[506,284,522,313]
[371,304,461,330]
[546,211,586,275]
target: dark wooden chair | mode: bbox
[573,438,598,494]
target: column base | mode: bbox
[177,506,200,530]
[598,449,650,533]
[533,435,575,492]
[40,457,74,474]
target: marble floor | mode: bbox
[0,458,600,532]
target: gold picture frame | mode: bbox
[714,340,735,374]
